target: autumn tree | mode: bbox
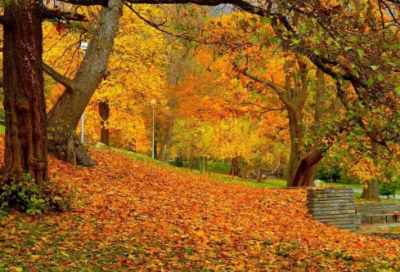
[0,1,86,191]
[43,0,123,165]
[73,5,168,152]
[2,0,400,201]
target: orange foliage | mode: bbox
[0,138,400,271]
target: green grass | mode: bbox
[110,147,288,188]
[325,182,363,190]
[326,182,400,197]
[170,160,232,174]
[105,148,400,199]
[111,148,172,168]
[0,125,4,134]
[205,172,287,188]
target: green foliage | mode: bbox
[379,182,399,198]
[316,167,341,183]
[206,160,231,174]
[0,174,74,214]
[170,159,232,174]
[0,108,5,125]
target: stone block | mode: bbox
[307,188,355,231]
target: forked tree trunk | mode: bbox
[287,161,319,187]
[361,180,380,200]
[45,0,122,165]
[99,101,110,146]
[2,1,48,188]
[285,67,327,187]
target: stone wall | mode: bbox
[307,188,355,232]
[355,203,400,224]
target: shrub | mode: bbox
[0,174,74,214]
[379,182,398,198]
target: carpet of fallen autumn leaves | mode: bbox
[1,142,400,271]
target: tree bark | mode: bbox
[288,161,320,187]
[198,157,202,174]
[230,157,240,176]
[158,140,165,161]
[163,115,173,164]
[45,0,123,165]
[286,66,326,187]
[154,139,159,160]
[361,180,380,200]
[240,160,248,181]
[361,142,380,200]
[98,100,110,146]
[2,0,48,189]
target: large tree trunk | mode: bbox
[286,66,328,187]
[288,161,319,187]
[98,101,110,146]
[361,142,380,200]
[2,0,48,189]
[45,0,122,165]
[361,180,380,200]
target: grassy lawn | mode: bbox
[326,182,400,198]
[325,182,363,190]
[81,146,400,201]
[112,148,171,167]
[112,148,288,188]
[206,172,287,188]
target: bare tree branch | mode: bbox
[234,63,297,114]
[124,2,252,46]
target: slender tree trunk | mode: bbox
[257,169,262,183]
[198,157,202,174]
[164,115,174,164]
[231,161,235,180]
[230,157,240,176]
[154,139,159,159]
[98,101,110,146]
[189,153,194,170]
[240,161,248,181]
[2,0,48,189]
[159,140,165,161]
[46,0,123,165]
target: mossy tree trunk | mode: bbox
[2,0,48,190]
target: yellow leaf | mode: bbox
[31,255,41,261]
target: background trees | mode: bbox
[2,0,400,203]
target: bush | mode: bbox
[207,160,231,174]
[0,174,74,214]
[379,182,398,198]
[316,167,341,182]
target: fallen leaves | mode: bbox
[0,141,400,271]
